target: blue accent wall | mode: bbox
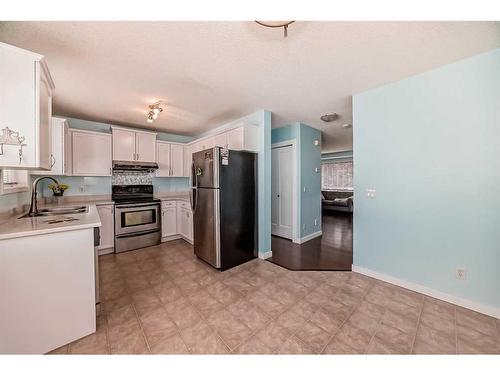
[272,123,322,239]
[353,48,500,310]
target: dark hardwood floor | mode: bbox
[269,211,353,271]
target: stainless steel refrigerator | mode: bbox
[191,147,257,270]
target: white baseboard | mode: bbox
[294,230,322,244]
[352,265,500,319]
[161,234,182,242]
[162,234,193,245]
[259,251,272,260]
[98,247,114,256]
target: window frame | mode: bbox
[0,169,30,195]
[321,159,353,191]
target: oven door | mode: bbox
[114,203,160,236]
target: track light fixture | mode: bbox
[147,102,163,123]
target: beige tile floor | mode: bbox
[49,240,500,355]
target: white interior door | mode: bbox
[271,145,293,239]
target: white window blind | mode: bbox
[321,161,353,190]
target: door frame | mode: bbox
[271,140,299,243]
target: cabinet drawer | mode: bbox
[177,200,190,210]
[161,200,177,208]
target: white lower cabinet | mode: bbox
[96,204,114,252]
[161,201,177,237]
[161,200,193,243]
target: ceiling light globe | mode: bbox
[153,108,160,115]
[152,113,158,119]
[147,118,153,123]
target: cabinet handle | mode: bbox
[137,153,139,160]
[109,167,112,175]
[49,154,56,168]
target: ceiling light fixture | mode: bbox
[255,21,295,38]
[320,112,338,122]
[146,101,163,123]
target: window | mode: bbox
[0,169,29,194]
[321,161,353,190]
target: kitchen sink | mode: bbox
[19,205,88,218]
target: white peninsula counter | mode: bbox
[0,204,101,354]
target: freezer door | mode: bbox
[192,147,220,188]
[193,188,221,268]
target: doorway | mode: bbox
[271,144,294,240]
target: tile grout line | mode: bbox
[319,280,375,354]
[408,296,425,354]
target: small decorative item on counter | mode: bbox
[48,183,69,197]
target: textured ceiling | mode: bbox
[1,21,499,152]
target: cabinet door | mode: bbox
[156,142,171,177]
[31,117,64,175]
[201,137,215,150]
[162,207,177,237]
[97,205,114,249]
[183,144,192,178]
[213,133,227,148]
[170,144,184,177]
[186,209,193,242]
[37,64,52,170]
[112,128,136,161]
[0,46,35,168]
[64,125,72,175]
[227,127,244,150]
[135,132,157,162]
[72,131,112,176]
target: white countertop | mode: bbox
[0,204,101,241]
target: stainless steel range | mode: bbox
[112,185,161,253]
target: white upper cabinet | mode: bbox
[227,124,259,151]
[72,130,112,176]
[31,117,68,176]
[135,132,157,162]
[64,126,73,176]
[182,124,259,177]
[213,132,227,147]
[156,141,185,177]
[156,142,171,177]
[112,128,135,161]
[170,143,184,177]
[111,126,156,162]
[0,42,55,169]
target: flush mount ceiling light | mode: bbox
[320,112,338,122]
[146,102,163,123]
[255,21,295,38]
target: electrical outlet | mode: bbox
[303,186,307,193]
[366,189,376,198]
[456,267,466,281]
[314,219,318,226]
[79,186,85,193]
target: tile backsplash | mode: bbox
[112,171,154,185]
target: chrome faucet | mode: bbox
[28,176,60,217]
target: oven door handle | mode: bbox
[115,229,160,239]
[115,204,159,210]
